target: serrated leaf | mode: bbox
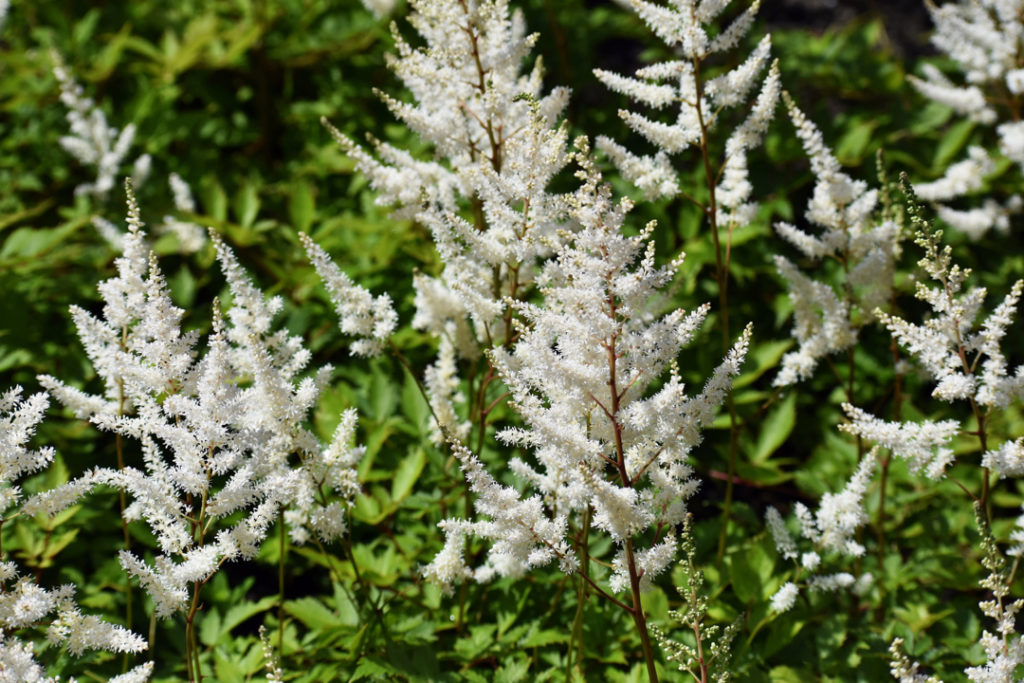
[350,658,393,681]
[518,628,568,648]
[495,657,530,683]
[284,596,346,631]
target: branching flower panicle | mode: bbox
[0,387,152,681]
[766,449,877,612]
[324,0,582,444]
[839,178,1024,480]
[594,0,780,229]
[773,94,902,386]
[52,51,150,202]
[425,143,750,604]
[907,0,1024,239]
[30,182,364,620]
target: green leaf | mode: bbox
[233,181,261,229]
[350,658,393,681]
[729,544,772,603]
[933,119,975,172]
[518,628,568,648]
[284,596,347,631]
[391,447,426,503]
[770,665,809,683]
[835,118,878,164]
[289,180,317,233]
[752,393,796,464]
[199,176,228,221]
[495,657,530,683]
[218,595,278,642]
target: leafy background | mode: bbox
[2,0,1023,680]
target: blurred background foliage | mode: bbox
[2,0,1023,680]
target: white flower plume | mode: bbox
[0,388,150,678]
[595,0,779,228]
[773,94,901,386]
[424,151,750,594]
[31,182,363,617]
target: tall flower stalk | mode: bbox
[323,0,577,453]
[593,0,780,559]
[423,144,751,681]
[31,182,371,682]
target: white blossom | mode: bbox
[426,153,750,595]
[52,51,149,201]
[0,388,150,678]
[765,450,877,610]
[328,0,582,440]
[35,183,363,618]
[770,582,799,613]
[914,146,993,202]
[300,232,398,356]
[596,0,779,223]
[772,95,900,386]
[841,405,958,479]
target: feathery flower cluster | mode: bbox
[300,233,397,357]
[424,146,751,596]
[773,95,901,386]
[32,183,364,617]
[908,0,1024,239]
[841,183,1024,479]
[326,0,580,442]
[594,0,780,228]
[766,451,876,612]
[52,52,150,201]
[0,388,152,680]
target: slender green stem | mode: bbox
[567,509,591,682]
[278,510,286,660]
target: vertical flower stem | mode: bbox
[624,538,659,683]
[116,372,133,672]
[690,52,739,566]
[605,313,659,682]
[567,508,591,681]
[185,580,204,683]
[278,509,286,659]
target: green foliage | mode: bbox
[4,0,1024,681]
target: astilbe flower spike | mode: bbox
[766,449,878,611]
[424,142,752,681]
[29,181,365,620]
[0,387,152,681]
[52,51,150,203]
[323,0,580,445]
[906,0,1024,239]
[594,0,780,230]
[840,178,1024,480]
[773,94,902,387]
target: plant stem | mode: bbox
[567,508,591,682]
[625,538,659,683]
[691,52,739,566]
[185,579,204,683]
[278,509,286,660]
